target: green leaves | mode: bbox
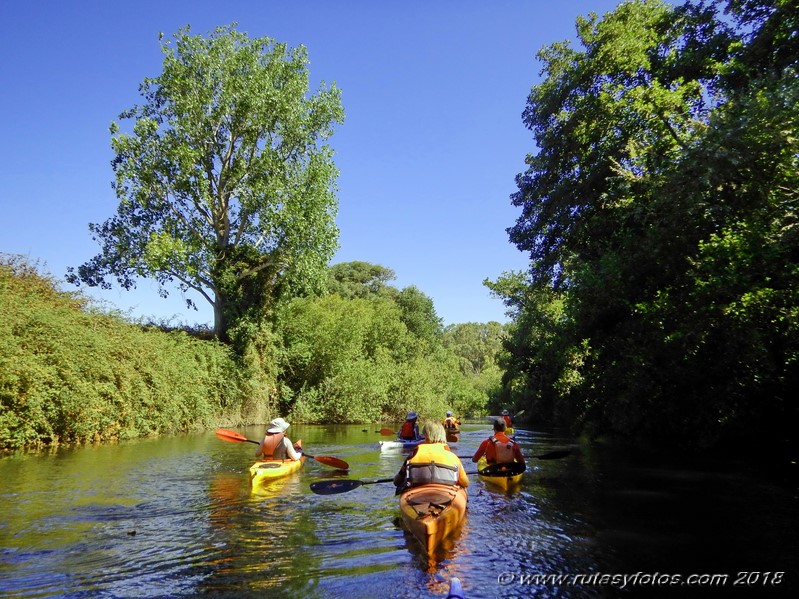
[70,24,344,342]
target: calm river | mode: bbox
[0,424,796,598]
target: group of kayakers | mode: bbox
[255,410,526,496]
[392,409,525,494]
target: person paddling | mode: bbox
[256,417,302,461]
[501,409,514,429]
[442,411,459,432]
[398,411,422,441]
[394,421,469,494]
[471,418,525,468]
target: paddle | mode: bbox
[458,449,571,462]
[378,428,396,436]
[214,428,350,470]
[310,467,516,495]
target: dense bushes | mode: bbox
[1,256,504,450]
[0,255,249,450]
[274,293,496,423]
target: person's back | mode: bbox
[395,421,469,493]
[471,419,525,466]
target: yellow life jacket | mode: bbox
[406,443,460,486]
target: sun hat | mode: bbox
[501,409,509,415]
[446,411,452,416]
[406,411,417,420]
[267,417,290,433]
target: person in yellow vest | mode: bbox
[471,418,525,467]
[398,411,422,440]
[255,417,302,461]
[442,410,460,432]
[394,421,469,493]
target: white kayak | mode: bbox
[379,438,424,451]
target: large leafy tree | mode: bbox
[68,25,344,342]
[497,0,798,448]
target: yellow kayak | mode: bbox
[477,456,523,491]
[249,455,305,486]
[399,483,468,556]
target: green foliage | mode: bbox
[273,273,495,423]
[496,0,799,450]
[1,255,249,451]
[68,24,344,341]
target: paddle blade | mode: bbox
[310,455,350,470]
[379,428,396,436]
[533,449,572,460]
[479,462,526,477]
[310,479,364,495]
[215,428,249,443]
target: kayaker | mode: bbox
[501,409,513,429]
[398,411,422,441]
[394,421,469,494]
[442,411,459,431]
[471,418,525,468]
[255,417,302,461]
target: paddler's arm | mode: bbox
[255,437,266,457]
[456,460,470,488]
[471,439,488,462]
[284,438,301,461]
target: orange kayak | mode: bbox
[398,483,467,555]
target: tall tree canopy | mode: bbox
[68,25,344,341]
[493,0,798,450]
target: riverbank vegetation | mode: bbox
[488,0,798,452]
[1,255,504,450]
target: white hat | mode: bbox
[267,417,290,433]
[446,411,452,416]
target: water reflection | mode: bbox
[1,425,797,598]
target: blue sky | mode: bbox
[1,0,623,327]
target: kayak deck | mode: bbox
[477,456,523,491]
[399,483,467,556]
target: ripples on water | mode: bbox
[1,426,797,598]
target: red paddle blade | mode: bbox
[215,428,249,443]
[379,428,396,436]
[311,455,350,470]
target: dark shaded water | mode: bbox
[0,424,796,598]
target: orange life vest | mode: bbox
[503,415,513,428]
[443,417,458,429]
[259,432,287,459]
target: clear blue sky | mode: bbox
[2,0,622,327]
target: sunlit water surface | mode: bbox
[1,424,796,598]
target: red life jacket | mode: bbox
[485,433,518,464]
[259,432,287,459]
[503,415,513,428]
[399,420,417,440]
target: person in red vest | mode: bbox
[471,419,525,467]
[398,411,422,440]
[501,409,514,429]
[256,417,301,460]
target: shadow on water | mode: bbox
[0,424,797,598]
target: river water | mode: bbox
[0,424,796,598]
